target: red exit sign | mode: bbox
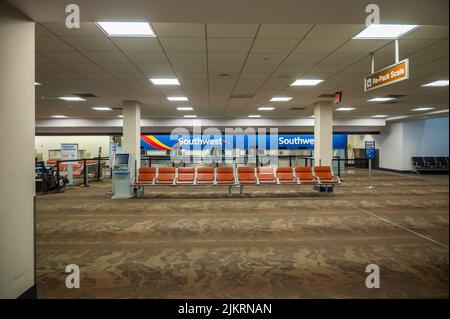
[334,91,342,104]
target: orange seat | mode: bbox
[313,166,339,184]
[257,167,276,184]
[276,167,298,184]
[155,167,176,184]
[196,167,215,184]
[295,166,317,184]
[216,167,235,184]
[238,167,257,184]
[135,167,156,184]
[176,167,195,184]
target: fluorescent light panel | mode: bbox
[290,79,324,86]
[412,107,434,111]
[184,115,197,118]
[372,114,388,118]
[258,107,275,111]
[51,115,68,118]
[421,80,449,87]
[150,78,180,85]
[353,24,419,39]
[336,107,355,111]
[167,96,188,101]
[270,97,292,102]
[34,82,42,86]
[367,97,395,102]
[58,96,86,101]
[96,22,155,37]
[248,115,261,118]
[92,106,112,111]
[177,107,193,111]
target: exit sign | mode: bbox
[334,91,342,104]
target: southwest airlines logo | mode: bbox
[141,135,172,150]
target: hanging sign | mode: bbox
[365,141,376,159]
[61,143,78,160]
[364,59,409,91]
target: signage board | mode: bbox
[364,59,409,91]
[61,143,78,160]
[141,134,348,151]
[334,91,342,104]
[365,140,376,159]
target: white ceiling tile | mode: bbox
[208,64,243,73]
[403,25,449,40]
[111,38,163,52]
[251,38,298,53]
[61,36,118,51]
[208,38,253,53]
[246,53,287,64]
[242,63,279,73]
[207,24,259,38]
[207,53,247,64]
[172,63,207,73]
[166,52,206,63]
[124,51,169,64]
[258,24,313,38]
[83,51,130,64]
[295,38,347,53]
[39,51,91,64]
[336,39,390,53]
[36,36,74,52]
[307,24,365,39]
[41,22,106,36]
[159,37,206,52]
[136,64,174,75]
[97,62,137,73]
[152,23,205,37]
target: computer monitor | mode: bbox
[114,153,130,168]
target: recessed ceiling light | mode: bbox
[290,79,324,86]
[309,115,315,118]
[96,22,155,37]
[353,24,419,39]
[167,96,188,101]
[150,78,180,85]
[411,107,434,111]
[248,115,262,118]
[92,106,112,111]
[34,82,42,86]
[421,80,449,87]
[372,114,388,118]
[51,115,68,118]
[270,97,292,102]
[367,97,395,102]
[117,115,123,118]
[336,107,355,111]
[184,115,197,118]
[177,107,193,111]
[58,96,86,102]
[258,107,275,111]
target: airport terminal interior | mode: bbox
[0,0,449,299]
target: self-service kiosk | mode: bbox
[112,153,133,199]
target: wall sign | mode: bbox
[365,140,376,159]
[364,59,409,91]
[141,134,348,151]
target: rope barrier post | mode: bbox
[81,159,89,187]
[56,160,60,192]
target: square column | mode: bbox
[0,2,35,298]
[314,101,333,166]
[122,101,141,180]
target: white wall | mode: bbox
[35,136,111,162]
[0,2,35,298]
[379,117,449,171]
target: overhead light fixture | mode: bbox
[150,78,180,85]
[58,96,86,102]
[353,24,419,39]
[96,22,155,37]
[411,107,434,111]
[336,107,355,111]
[309,115,315,118]
[367,97,395,102]
[248,115,262,118]
[117,115,123,118]
[51,115,68,118]
[167,96,188,101]
[34,82,42,86]
[270,97,292,102]
[92,106,112,111]
[290,79,324,86]
[184,115,197,118]
[258,107,275,111]
[421,80,449,87]
[372,114,388,118]
[177,107,193,111]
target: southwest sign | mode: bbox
[364,59,409,91]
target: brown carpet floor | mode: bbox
[36,169,449,298]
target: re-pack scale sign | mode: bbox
[364,59,409,91]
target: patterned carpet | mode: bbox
[36,169,449,298]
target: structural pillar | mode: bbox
[314,101,333,166]
[122,100,141,180]
[0,2,35,298]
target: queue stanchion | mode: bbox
[81,159,89,187]
[56,160,61,192]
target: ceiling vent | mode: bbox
[290,107,306,110]
[230,93,254,99]
[217,73,230,79]
[72,93,97,98]
[317,93,335,98]
[384,94,406,98]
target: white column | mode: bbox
[314,101,333,166]
[0,2,35,298]
[122,100,141,179]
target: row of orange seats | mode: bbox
[135,166,340,185]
